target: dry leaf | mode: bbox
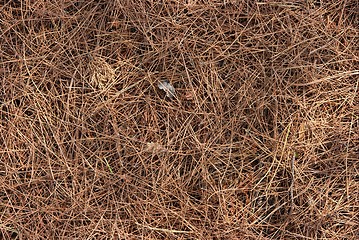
[145,142,167,153]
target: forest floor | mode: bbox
[1,1,358,239]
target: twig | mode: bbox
[290,152,295,215]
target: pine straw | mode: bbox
[0,1,358,239]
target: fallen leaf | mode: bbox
[146,142,167,153]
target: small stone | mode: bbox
[158,80,176,99]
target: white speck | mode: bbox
[158,80,176,99]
